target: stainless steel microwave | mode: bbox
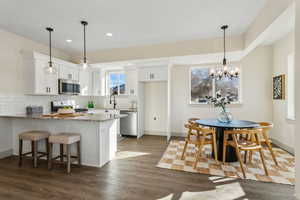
[58,79,80,95]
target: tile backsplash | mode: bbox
[0,94,94,114]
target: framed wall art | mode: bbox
[273,74,285,100]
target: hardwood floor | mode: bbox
[0,135,296,200]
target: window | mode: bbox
[107,71,126,95]
[190,67,241,104]
[287,54,295,120]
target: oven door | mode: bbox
[59,79,80,95]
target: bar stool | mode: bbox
[19,130,50,168]
[48,133,81,173]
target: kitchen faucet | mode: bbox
[109,91,117,109]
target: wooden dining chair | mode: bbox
[188,118,200,125]
[223,129,269,178]
[181,123,218,169]
[247,122,278,166]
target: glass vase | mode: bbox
[218,109,233,123]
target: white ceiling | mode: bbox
[0,0,266,53]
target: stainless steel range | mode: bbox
[51,100,88,113]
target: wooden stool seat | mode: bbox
[49,133,80,144]
[48,132,81,173]
[18,130,50,168]
[19,130,50,141]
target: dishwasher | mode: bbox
[120,110,138,136]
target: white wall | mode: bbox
[144,81,167,135]
[0,29,71,94]
[272,31,295,152]
[170,46,273,135]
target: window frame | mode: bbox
[189,65,242,105]
[106,70,126,96]
[287,53,295,120]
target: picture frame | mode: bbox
[273,74,285,100]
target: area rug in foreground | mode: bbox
[157,140,295,185]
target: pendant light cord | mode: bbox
[46,27,53,67]
[84,23,86,62]
[49,30,52,66]
[221,25,228,66]
[223,28,226,61]
[81,21,88,63]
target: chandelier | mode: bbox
[209,25,239,79]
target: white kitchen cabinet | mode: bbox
[138,66,168,82]
[59,64,79,81]
[125,69,138,95]
[92,71,101,96]
[32,59,58,95]
[80,70,93,96]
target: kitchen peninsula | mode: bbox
[0,113,126,167]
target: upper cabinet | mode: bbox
[138,66,168,82]
[33,59,58,95]
[79,69,93,96]
[92,70,102,96]
[24,54,58,95]
[24,52,100,96]
[125,68,138,96]
[59,64,79,81]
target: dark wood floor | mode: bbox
[0,135,296,200]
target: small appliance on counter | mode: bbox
[51,100,88,113]
[26,106,43,115]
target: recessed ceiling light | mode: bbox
[106,33,113,37]
[66,39,72,43]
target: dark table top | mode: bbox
[196,119,259,129]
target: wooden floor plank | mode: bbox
[0,135,296,200]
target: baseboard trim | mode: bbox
[144,130,166,136]
[271,138,294,155]
[171,132,186,137]
[0,149,13,159]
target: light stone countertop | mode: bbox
[0,113,128,122]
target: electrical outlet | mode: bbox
[154,117,157,120]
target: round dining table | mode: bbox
[195,119,259,162]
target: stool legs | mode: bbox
[19,138,49,168]
[48,143,53,170]
[18,139,23,167]
[32,141,38,168]
[48,141,81,173]
[77,141,81,167]
[66,144,71,173]
[46,138,49,163]
[60,144,64,162]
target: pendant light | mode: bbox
[81,21,89,70]
[209,25,239,79]
[44,27,57,74]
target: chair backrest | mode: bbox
[258,122,273,131]
[184,123,213,139]
[224,128,263,145]
[188,118,200,126]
